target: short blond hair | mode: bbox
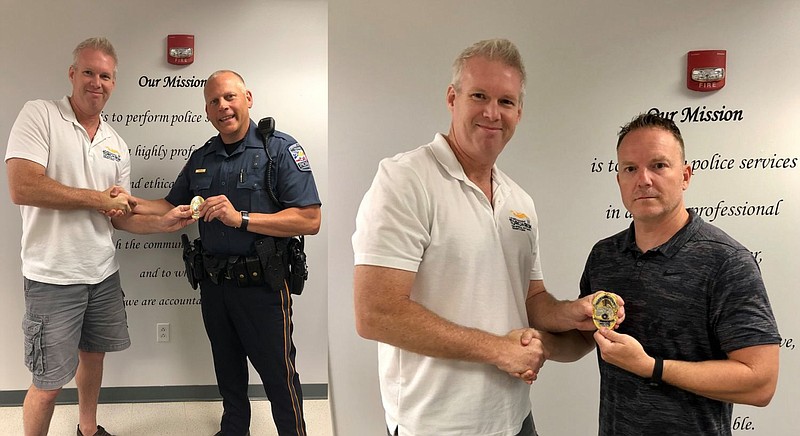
[451,38,526,99]
[73,37,118,74]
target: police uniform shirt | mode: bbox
[166,120,320,256]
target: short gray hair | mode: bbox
[451,38,526,100]
[72,37,118,74]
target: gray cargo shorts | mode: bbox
[22,271,131,390]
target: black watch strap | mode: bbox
[240,211,249,231]
[648,357,663,387]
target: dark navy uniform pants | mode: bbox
[200,277,306,436]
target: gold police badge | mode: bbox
[190,196,205,220]
[592,291,619,329]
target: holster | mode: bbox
[286,236,308,295]
[254,237,288,292]
[181,234,204,290]
[202,254,227,285]
[253,236,308,295]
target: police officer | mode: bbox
[136,70,320,436]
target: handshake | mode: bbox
[96,186,197,234]
[98,185,138,217]
[499,327,549,385]
[498,291,626,385]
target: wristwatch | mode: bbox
[240,211,249,231]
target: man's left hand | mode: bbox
[200,195,241,228]
[593,328,653,378]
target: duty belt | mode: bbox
[204,254,265,288]
[181,234,303,294]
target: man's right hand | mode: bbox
[100,186,135,215]
[496,328,547,384]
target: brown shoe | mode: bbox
[77,424,114,436]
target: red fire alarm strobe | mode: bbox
[167,34,194,65]
[687,50,726,92]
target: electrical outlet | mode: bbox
[157,323,170,342]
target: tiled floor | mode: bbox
[0,399,332,435]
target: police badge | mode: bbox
[190,196,204,219]
[592,291,619,329]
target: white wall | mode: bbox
[0,0,328,390]
[329,1,799,435]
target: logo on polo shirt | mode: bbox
[508,210,532,232]
[102,146,122,162]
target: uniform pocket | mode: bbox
[22,316,44,376]
[192,174,214,197]
[239,181,271,212]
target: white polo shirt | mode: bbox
[353,134,543,436]
[5,96,131,285]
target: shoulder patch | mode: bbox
[288,143,311,171]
